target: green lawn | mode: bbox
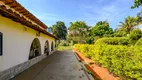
[57,46,72,51]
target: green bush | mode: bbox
[114,30,127,37]
[86,37,94,44]
[93,36,101,43]
[129,29,142,40]
[59,40,69,46]
[95,37,129,45]
[128,29,142,45]
[135,38,142,46]
[74,44,142,80]
[74,44,95,58]
[57,46,71,50]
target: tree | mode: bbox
[131,0,142,8]
[91,21,113,37]
[118,16,139,33]
[68,21,89,43]
[51,21,67,40]
[137,10,142,24]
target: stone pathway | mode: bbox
[11,50,93,80]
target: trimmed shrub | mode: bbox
[74,44,94,58]
[95,37,129,45]
[74,44,142,80]
[129,29,142,40]
[135,38,142,46]
[129,29,142,45]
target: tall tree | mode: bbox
[91,21,113,37]
[131,0,142,8]
[118,16,139,33]
[51,21,67,40]
[68,21,89,43]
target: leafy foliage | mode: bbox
[128,29,142,45]
[114,28,128,37]
[86,36,94,44]
[131,0,142,8]
[137,10,142,24]
[95,37,129,45]
[58,40,69,46]
[51,21,67,40]
[57,46,71,50]
[129,28,142,40]
[118,16,139,33]
[74,44,142,80]
[135,38,142,46]
[68,21,88,30]
[91,21,113,37]
[67,21,89,43]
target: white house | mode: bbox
[0,0,58,80]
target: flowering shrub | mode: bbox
[74,44,142,80]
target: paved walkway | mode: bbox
[11,50,93,80]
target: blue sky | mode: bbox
[17,0,141,29]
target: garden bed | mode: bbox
[73,44,142,80]
[73,48,118,80]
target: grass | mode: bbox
[57,46,72,51]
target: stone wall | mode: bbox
[0,54,47,80]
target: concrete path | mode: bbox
[11,50,93,80]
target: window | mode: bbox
[0,32,2,56]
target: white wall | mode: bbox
[0,15,55,71]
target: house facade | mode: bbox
[0,0,58,79]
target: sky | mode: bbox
[16,0,142,29]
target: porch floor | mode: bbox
[11,50,93,80]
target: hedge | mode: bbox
[129,29,142,40]
[95,37,129,45]
[135,38,142,46]
[74,44,142,80]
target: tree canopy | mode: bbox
[131,0,142,8]
[118,16,139,33]
[91,21,113,37]
[68,21,88,31]
[51,21,67,40]
[67,21,89,43]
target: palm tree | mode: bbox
[68,21,89,43]
[119,16,139,33]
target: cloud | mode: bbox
[80,2,117,23]
[78,0,132,27]
[18,0,139,28]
